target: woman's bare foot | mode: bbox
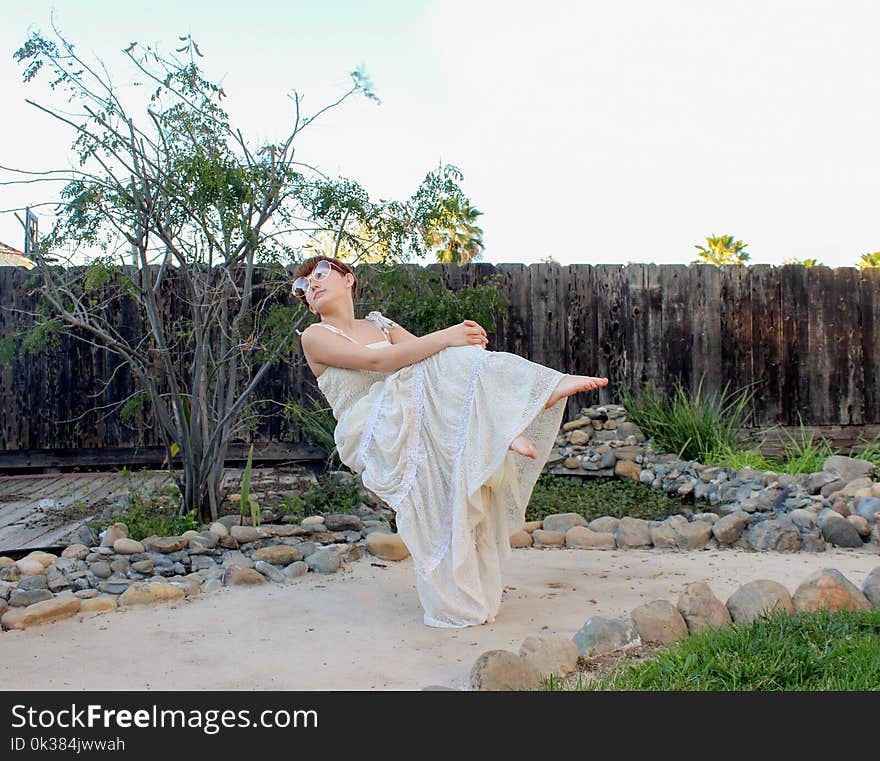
[509,434,538,459]
[543,374,609,409]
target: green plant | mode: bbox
[550,608,880,691]
[92,489,202,540]
[283,398,340,471]
[239,443,260,527]
[851,432,880,468]
[619,375,757,464]
[692,233,750,265]
[525,475,688,523]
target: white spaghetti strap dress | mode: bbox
[313,310,566,627]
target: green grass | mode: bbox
[542,609,880,691]
[525,475,689,523]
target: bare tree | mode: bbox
[2,24,476,521]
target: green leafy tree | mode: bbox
[3,26,477,521]
[692,234,750,265]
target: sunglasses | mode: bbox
[291,260,346,299]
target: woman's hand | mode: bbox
[441,320,488,349]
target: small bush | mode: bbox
[92,489,201,540]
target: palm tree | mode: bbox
[692,234,750,265]
[856,251,880,269]
[425,198,485,265]
[781,257,820,266]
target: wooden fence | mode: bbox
[1,262,878,461]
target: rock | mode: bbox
[522,520,543,533]
[711,510,751,545]
[17,574,48,591]
[830,477,876,498]
[564,457,581,469]
[820,513,864,548]
[62,544,89,560]
[0,565,20,582]
[563,417,593,431]
[542,513,589,533]
[252,545,304,565]
[254,561,286,583]
[613,445,644,461]
[130,559,155,574]
[631,600,689,644]
[229,525,262,544]
[89,561,112,579]
[789,509,817,531]
[531,529,566,547]
[651,516,713,550]
[365,532,410,561]
[9,589,54,607]
[847,515,871,537]
[221,551,254,570]
[305,549,341,574]
[208,522,229,539]
[792,569,871,612]
[113,538,145,555]
[101,523,128,546]
[283,562,309,580]
[324,513,364,531]
[98,579,135,595]
[614,459,642,481]
[509,531,533,548]
[676,581,732,634]
[800,531,827,552]
[565,526,615,549]
[589,516,620,534]
[572,616,639,656]
[822,455,877,483]
[74,589,99,599]
[79,595,118,614]
[119,582,186,606]
[519,635,579,677]
[15,558,45,576]
[726,580,794,625]
[861,567,880,607]
[615,517,653,548]
[223,567,267,586]
[746,517,802,552]
[469,650,543,691]
[855,497,880,523]
[187,534,217,553]
[1,593,81,630]
[142,536,187,554]
[301,516,326,526]
[343,544,364,562]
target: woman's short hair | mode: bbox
[292,255,358,307]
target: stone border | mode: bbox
[456,565,880,691]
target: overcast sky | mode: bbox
[1,0,878,268]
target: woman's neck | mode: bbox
[318,303,357,332]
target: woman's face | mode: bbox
[301,264,353,314]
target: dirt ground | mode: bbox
[2,544,877,691]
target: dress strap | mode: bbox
[364,310,398,339]
[312,323,360,345]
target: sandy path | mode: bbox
[3,545,878,691]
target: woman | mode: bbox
[294,255,608,628]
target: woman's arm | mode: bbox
[373,330,451,373]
